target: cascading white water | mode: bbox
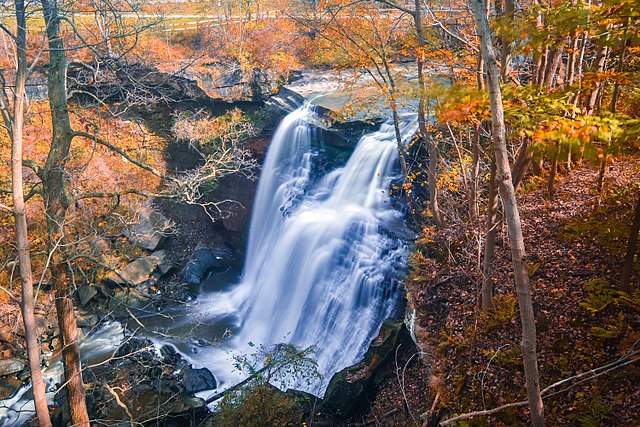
[190,104,417,394]
[0,104,417,426]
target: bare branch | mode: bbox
[436,346,640,425]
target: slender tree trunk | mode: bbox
[470,122,482,221]
[512,138,533,190]
[41,0,90,424]
[543,48,563,89]
[537,48,548,86]
[481,159,499,310]
[531,0,546,86]
[414,0,444,228]
[621,193,640,291]
[547,144,560,201]
[585,44,609,115]
[595,30,628,209]
[566,34,579,87]
[11,2,53,424]
[471,2,545,425]
[477,50,485,91]
[594,140,609,209]
[499,0,514,80]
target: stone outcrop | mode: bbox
[322,319,408,418]
[182,244,235,285]
[126,205,171,251]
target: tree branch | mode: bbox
[70,189,175,204]
[435,346,640,425]
[73,130,172,182]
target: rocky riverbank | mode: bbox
[0,65,425,426]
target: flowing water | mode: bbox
[0,322,124,426]
[181,104,417,395]
[0,104,416,424]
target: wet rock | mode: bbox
[150,250,174,276]
[90,237,111,254]
[107,287,151,313]
[182,244,235,285]
[181,366,217,393]
[114,338,154,359]
[76,312,99,329]
[0,376,23,399]
[0,358,26,377]
[108,257,161,286]
[77,283,98,306]
[323,319,407,418]
[127,205,171,251]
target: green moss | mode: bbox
[570,392,613,427]
[581,277,640,313]
[560,218,630,256]
[215,384,303,427]
[479,294,517,332]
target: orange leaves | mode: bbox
[435,85,489,126]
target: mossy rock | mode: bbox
[323,319,406,418]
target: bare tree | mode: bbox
[469,0,545,425]
[0,1,53,424]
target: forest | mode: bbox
[0,0,638,426]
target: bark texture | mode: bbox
[41,0,90,424]
[470,1,546,425]
[620,193,640,291]
[10,2,53,424]
[414,0,444,228]
[481,160,499,311]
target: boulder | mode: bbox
[0,358,26,377]
[181,366,217,393]
[127,387,205,420]
[89,237,111,254]
[182,244,235,285]
[127,206,171,251]
[150,250,174,276]
[0,376,23,399]
[76,312,99,329]
[109,257,161,286]
[77,283,98,306]
[323,319,407,418]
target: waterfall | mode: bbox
[0,104,417,427]
[193,104,417,394]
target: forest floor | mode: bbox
[359,156,640,426]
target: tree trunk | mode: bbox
[547,144,560,201]
[585,44,609,115]
[414,0,444,228]
[481,159,499,311]
[499,0,514,80]
[566,34,580,87]
[469,121,482,221]
[512,138,533,190]
[543,47,563,89]
[594,141,609,209]
[41,0,90,424]
[620,193,640,291]
[471,1,545,425]
[11,2,53,425]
